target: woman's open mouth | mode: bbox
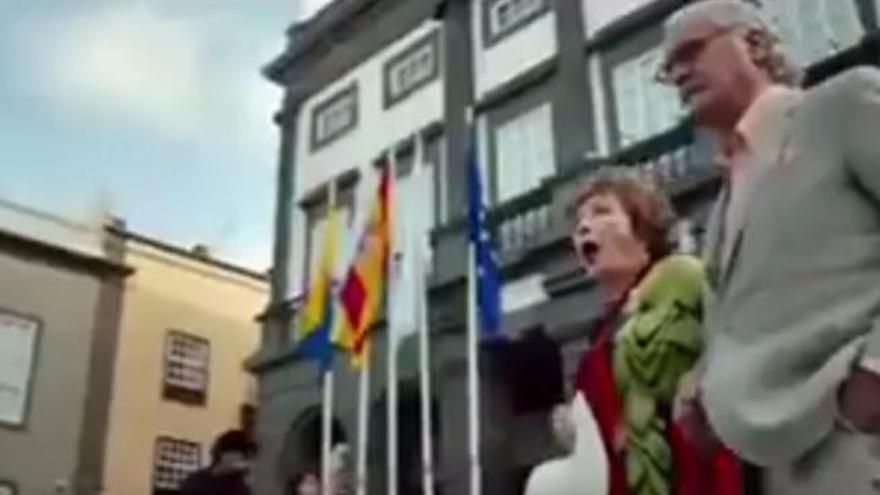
[580,240,599,266]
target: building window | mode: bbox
[153,437,201,495]
[483,0,549,46]
[493,103,555,203]
[163,331,210,406]
[757,0,864,66]
[310,84,358,151]
[384,31,440,107]
[0,310,40,428]
[611,47,683,149]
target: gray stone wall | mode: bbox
[0,250,104,495]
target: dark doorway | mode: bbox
[277,405,348,491]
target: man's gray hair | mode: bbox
[664,0,803,86]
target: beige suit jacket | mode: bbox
[701,67,880,466]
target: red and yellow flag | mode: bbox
[332,163,392,367]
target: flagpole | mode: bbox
[387,150,400,495]
[321,370,335,495]
[417,244,435,495]
[411,136,435,495]
[355,346,371,495]
[465,106,482,495]
[467,241,481,495]
[322,181,339,495]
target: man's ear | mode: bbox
[744,29,774,69]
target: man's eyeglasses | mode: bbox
[655,27,739,84]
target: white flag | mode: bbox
[388,167,430,353]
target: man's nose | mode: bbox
[664,60,691,87]
[669,63,691,87]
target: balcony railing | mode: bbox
[472,120,707,268]
[489,186,553,258]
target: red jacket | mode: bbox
[575,321,743,495]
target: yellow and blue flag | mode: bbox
[296,206,341,372]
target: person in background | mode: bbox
[567,168,741,495]
[660,1,880,494]
[180,429,255,495]
[288,471,320,495]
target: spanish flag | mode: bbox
[333,163,392,367]
[296,206,340,372]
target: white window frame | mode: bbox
[311,84,358,150]
[611,47,683,148]
[390,45,435,98]
[484,0,548,45]
[493,103,555,204]
[153,437,202,492]
[0,310,40,428]
[490,0,543,35]
[385,31,440,107]
[758,0,864,66]
[317,96,354,141]
[163,331,210,405]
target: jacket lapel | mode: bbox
[718,93,802,284]
[703,187,728,292]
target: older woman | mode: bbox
[567,168,740,495]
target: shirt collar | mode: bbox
[735,85,800,146]
[716,85,801,176]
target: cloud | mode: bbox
[10,1,281,151]
[297,0,335,20]
[13,2,210,139]
[2,0,286,270]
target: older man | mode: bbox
[662,1,880,494]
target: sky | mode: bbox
[0,0,335,271]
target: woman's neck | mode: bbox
[601,264,649,303]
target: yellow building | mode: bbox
[101,224,267,495]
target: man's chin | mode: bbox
[691,102,730,129]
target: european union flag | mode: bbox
[467,148,502,339]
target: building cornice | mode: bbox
[0,228,132,277]
[106,225,268,282]
[265,0,447,109]
[265,0,427,85]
